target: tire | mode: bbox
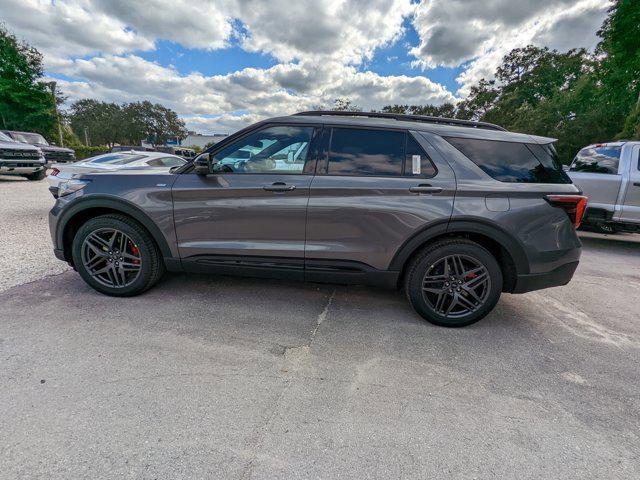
[71,214,164,296]
[593,223,620,234]
[24,170,46,181]
[404,239,503,328]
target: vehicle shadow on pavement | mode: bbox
[578,232,640,254]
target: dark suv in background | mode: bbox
[2,130,75,163]
[49,111,585,327]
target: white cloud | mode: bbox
[54,55,456,132]
[1,0,412,67]
[0,0,154,66]
[0,0,613,133]
[410,0,611,95]
[235,0,413,64]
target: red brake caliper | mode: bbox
[129,241,141,264]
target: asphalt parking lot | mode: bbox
[1,175,639,479]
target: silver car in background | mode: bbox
[47,151,186,197]
[568,141,640,233]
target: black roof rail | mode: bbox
[293,110,507,132]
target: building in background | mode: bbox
[181,132,228,148]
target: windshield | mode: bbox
[86,153,146,165]
[14,132,48,145]
[0,131,12,142]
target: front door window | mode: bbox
[212,126,315,174]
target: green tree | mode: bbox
[455,79,499,120]
[381,103,457,117]
[129,101,187,146]
[330,98,361,111]
[597,0,640,139]
[68,99,124,147]
[0,27,58,139]
[68,99,187,147]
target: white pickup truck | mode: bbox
[568,141,640,233]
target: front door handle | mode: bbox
[633,182,640,187]
[263,182,296,192]
[409,184,443,194]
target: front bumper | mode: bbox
[512,261,579,294]
[0,162,46,175]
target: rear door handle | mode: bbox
[409,184,443,194]
[634,182,640,187]
[263,182,296,192]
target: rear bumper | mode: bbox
[512,261,579,294]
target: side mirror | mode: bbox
[193,153,215,175]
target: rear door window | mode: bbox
[327,128,404,176]
[445,137,571,184]
[570,146,622,174]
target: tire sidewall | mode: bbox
[407,243,503,327]
[71,216,156,296]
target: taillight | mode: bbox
[545,195,588,228]
[50,168,60,176]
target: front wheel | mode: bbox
[71,214,164,296]
[404,239,503,327]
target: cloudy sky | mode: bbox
[1,0,611,133]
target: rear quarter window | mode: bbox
[570,146,621,174]
[445,137,571,184]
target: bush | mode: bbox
[72,146,109,160]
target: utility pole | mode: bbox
[48,82,64,147]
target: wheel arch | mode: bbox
[57,196,173,265]
[390,218,530,293]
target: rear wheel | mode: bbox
[71,214,164,296]
[24,170,46,181]
[593,223,620,234]
[404,239,503,327]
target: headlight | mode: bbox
[58,179,90,197]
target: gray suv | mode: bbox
[49,112,585,327]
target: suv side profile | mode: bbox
[49,112,585,327]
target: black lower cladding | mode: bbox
[512,261,579,294]
[180,255,399,288]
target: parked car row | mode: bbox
[1,130,75,163]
